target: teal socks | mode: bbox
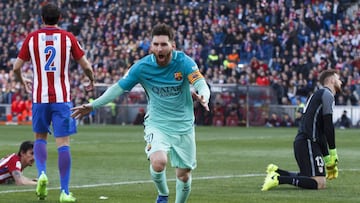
[150,165,169,196]
[175,176,192,203]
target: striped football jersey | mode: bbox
[17,27,85,103]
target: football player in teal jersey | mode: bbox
[71,23,210,203]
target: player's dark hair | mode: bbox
[151,23,175,41]
[319,69,337,85]
[41,3,61,25]
[17,141,34,156]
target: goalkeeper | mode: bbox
[262,69,341,191]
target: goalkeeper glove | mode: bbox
[324,149,339,180]
[329,149,339,163]
[326,165,338,180]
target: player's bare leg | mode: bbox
[150,151,169,203]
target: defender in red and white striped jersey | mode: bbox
[13,3,95,201]
[0,141,37,185]
[17,26,85,103]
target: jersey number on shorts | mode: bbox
[44,46,56,71]
[315,155,325,173]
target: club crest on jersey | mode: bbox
[145,133,153,152]
[146,143,152,152]
[174,72,183,81]
[16,161,21,169]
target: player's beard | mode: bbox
[334,83,342,94]
[155,51,172,67]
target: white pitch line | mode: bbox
[0,173,262,194]
[1,169,359,194]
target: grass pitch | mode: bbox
[0,125,359,203]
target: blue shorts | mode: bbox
[144,126,197,170]
[32,102,77,137]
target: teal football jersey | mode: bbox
[118,51,204,134]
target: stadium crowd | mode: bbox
[0,0,360,125]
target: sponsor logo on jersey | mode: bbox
[152,85,182,97]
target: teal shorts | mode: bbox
[144,126,197,170]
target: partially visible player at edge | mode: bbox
[0,141,37,186]
[13,3,94,203]
[71,23,210,203]
[262,69,342,191]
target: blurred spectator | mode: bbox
[133,107,145,125]
[23,95,32,121]
[256,69,270,86]
[265,113,281,127]
[335,110,351,129]
[212,110,225,127]
[83,91,96,124]
[295,97,305,113]
[0,0,359,118]
[293,110,302,127]
[8,94,26,122]
[225,109,239,126]
[206,49,221,69]
[105,102,116,124]
[237,98,247,126]
[280,113,294,127]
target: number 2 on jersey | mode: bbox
[44,46,56,71]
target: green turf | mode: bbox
[0,125,359,203]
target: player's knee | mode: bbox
[317,181,326,189]
[151,162,166,172]
[314,177,326,189]
[150,152,167,172]
[36,133,48,140]
[177,174,190,182]
[176,169,191,182]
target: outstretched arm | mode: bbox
[71,83,124,119]
[11,170,37,186]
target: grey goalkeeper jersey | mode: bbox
[296,87,334,143]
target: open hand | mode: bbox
[192,92,209,111]
[71,104,93,119]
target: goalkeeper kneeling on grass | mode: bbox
[261,69,341,191]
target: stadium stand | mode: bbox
[0,0,359,126]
